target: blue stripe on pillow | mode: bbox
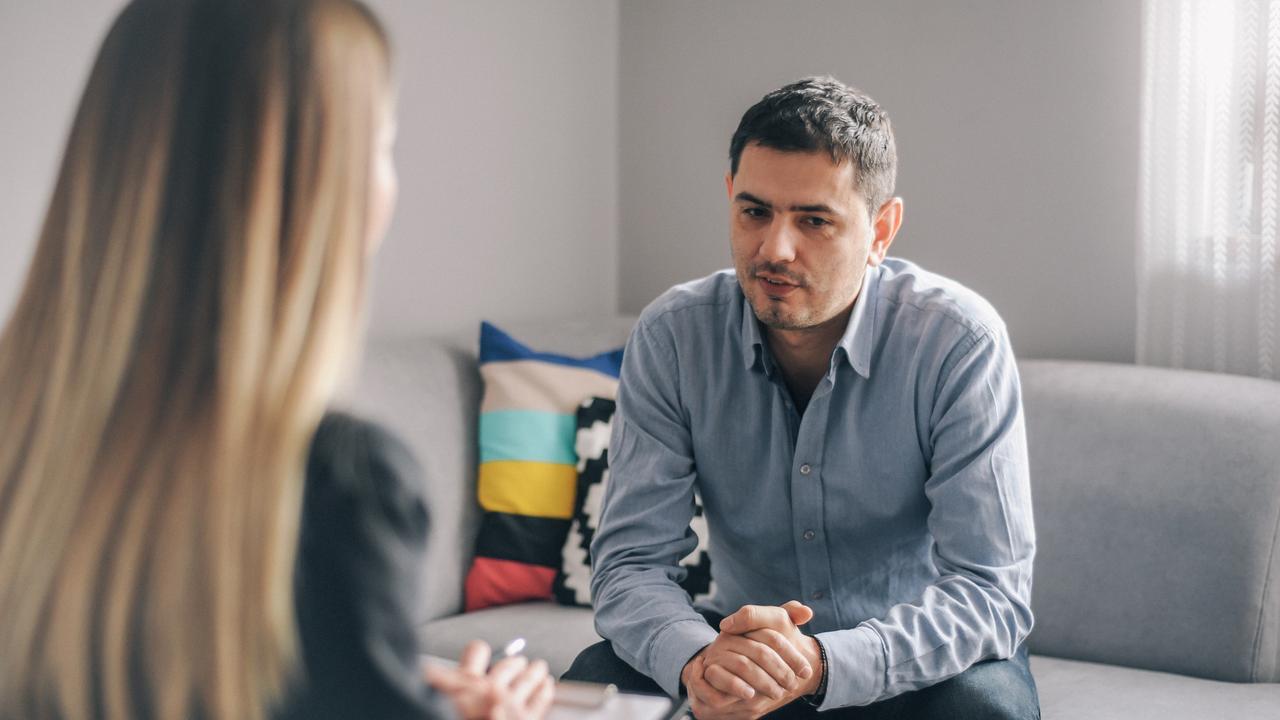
[479,321,624,377]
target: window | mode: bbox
[1139,0,1279,378]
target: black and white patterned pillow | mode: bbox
[553,397,714,606]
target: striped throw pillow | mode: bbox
[463,322,624,612]
[553,397,713,607]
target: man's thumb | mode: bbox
[783,600,814,626]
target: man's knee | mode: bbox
[934,684,1038,720]
[908,656,1039,720]
[561,640,665,696]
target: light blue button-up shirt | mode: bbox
[589,258,1035,709]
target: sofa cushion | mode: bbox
[1020,361,1280,682]
[1031,655,1280,719]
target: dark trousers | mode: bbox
[562,611,1040,720]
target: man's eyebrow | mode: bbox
[734,192,772,208]
[791,203,836,214]
[734,192,838,215]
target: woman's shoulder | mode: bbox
[285,412,444,720]
[305,412,428,532]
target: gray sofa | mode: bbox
[338,318,1280,719]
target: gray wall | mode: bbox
[366,0,618,337]
[0,0,619,339]
[618,0,1142,362]
[2,2,1141,361]
[0,0,127,334]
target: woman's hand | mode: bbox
[424,640,556,720]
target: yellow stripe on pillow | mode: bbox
[477,460,578,519]
[480,360,619,414]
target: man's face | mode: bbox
[728,143,890,333]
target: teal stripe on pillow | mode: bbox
[479,410,577,464]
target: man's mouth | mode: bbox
[757,274,801,296]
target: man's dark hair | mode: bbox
[729,76,897,217]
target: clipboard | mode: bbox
[547,682,676,720]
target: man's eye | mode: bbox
[803,216,831,227]
[742,207,768,219]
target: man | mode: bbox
[563,77,1038,719]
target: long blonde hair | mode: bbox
[0,1,391,718]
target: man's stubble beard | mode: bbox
[737,256,819,331]
[747,293,817,331]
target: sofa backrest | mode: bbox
[337,318,637,625]
[1020,360,1280,683]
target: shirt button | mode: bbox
[811,590,825,600]
[802,530,816,541]
[799,464,812,475]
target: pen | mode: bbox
[501,637,526,659]
[490,636,526,669]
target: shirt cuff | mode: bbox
[649,618,720,697]
[814,624,886,709]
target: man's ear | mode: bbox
[725,170,734,200]
[868,197,904,267]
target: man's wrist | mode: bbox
[679,644,709,696]
[802,636,828,705]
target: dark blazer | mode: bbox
[276,413,453,719]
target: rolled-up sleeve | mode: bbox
[817,326,1036,709]
[589,319,718,697]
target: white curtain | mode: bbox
[1139,0,1280,378]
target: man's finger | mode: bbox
[782,600,814,626]
[458,640,491,676]
[704,661,759,702]
[688,664,742,711]
[744,627,812,681]
[701,638,788,696]
[686,686,727,717]
[719,604,789,634]
[719,634,798,693]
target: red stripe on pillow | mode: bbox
[464,557,556,612]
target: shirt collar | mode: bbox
[740,263,881,380]
[838,263,880,379]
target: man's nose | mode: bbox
[758,218,797,264]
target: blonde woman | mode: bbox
[0,1,553,719]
